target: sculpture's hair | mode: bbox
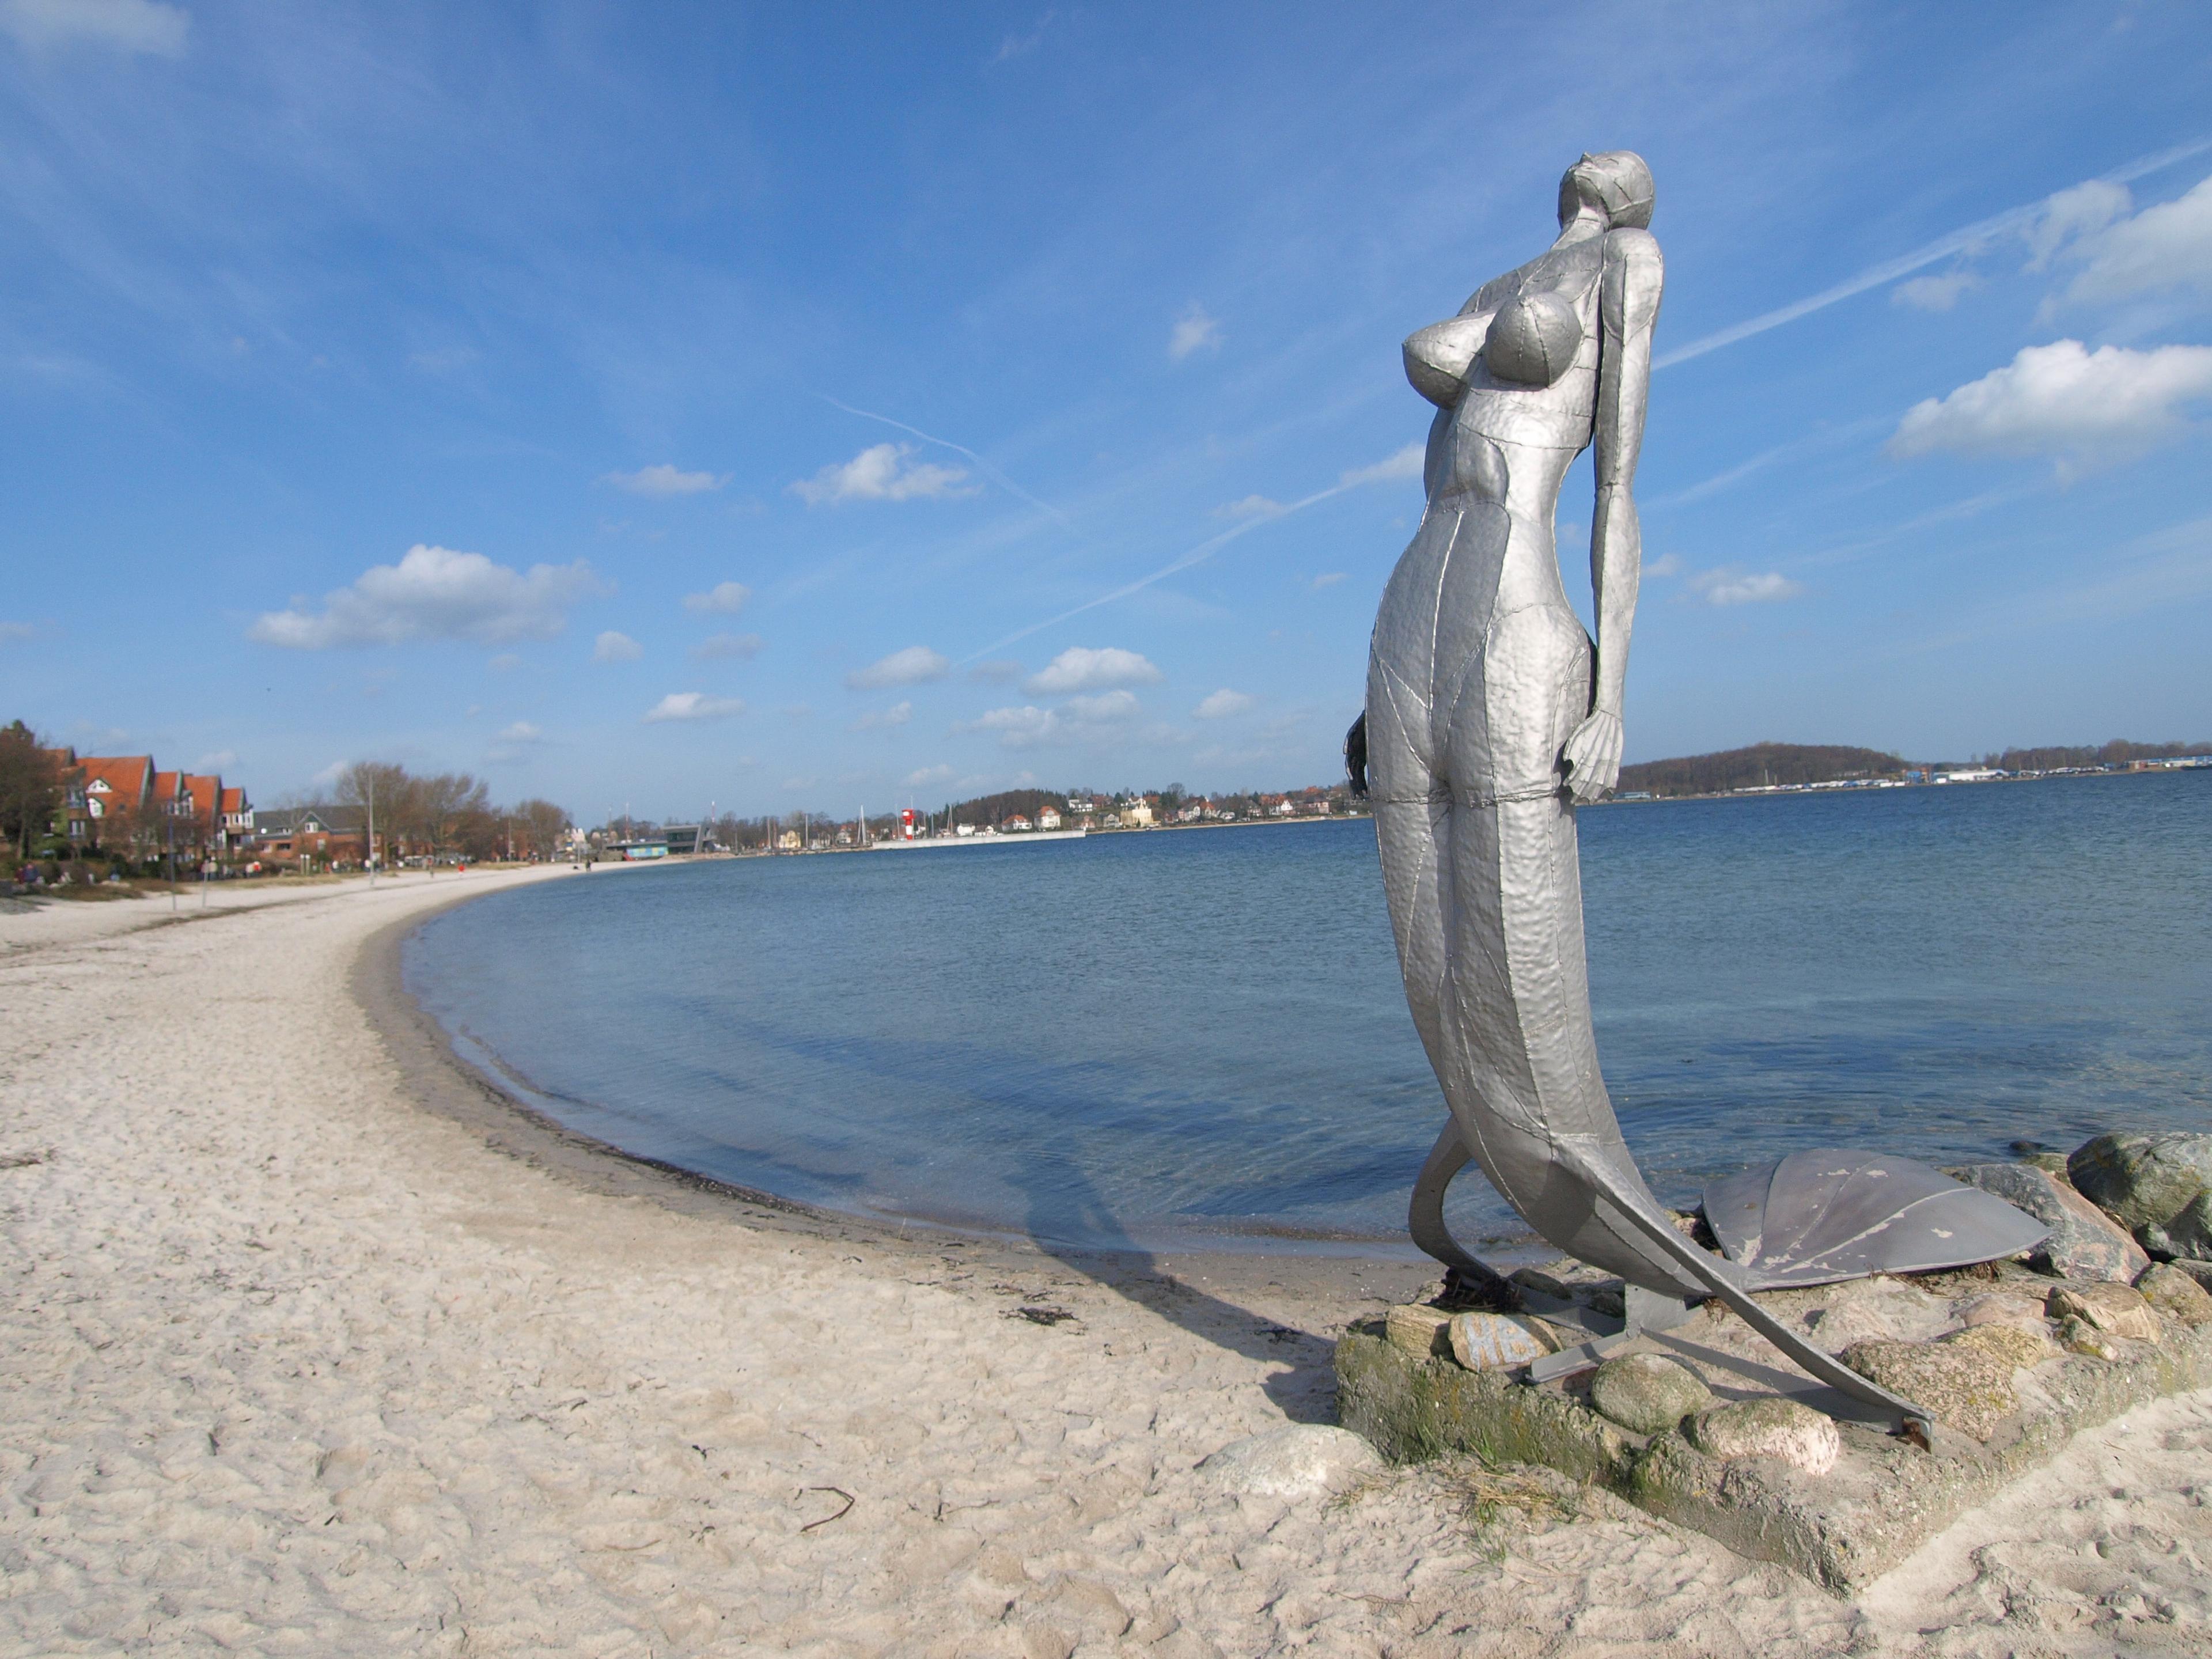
[1558,150,1654,231]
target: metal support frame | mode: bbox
[1411,1115,1938,1447]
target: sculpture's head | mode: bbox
[1558,151,1654,232]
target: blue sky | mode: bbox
[2,1,2209,821]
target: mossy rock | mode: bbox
[1589,1353,1712,1435]
[1839,1334,2014,1442]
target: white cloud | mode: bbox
[692,632,763,661]
[1,0,188,56]
[192,749,237,771]
[249,545,602,650]
[643,693,745,724]
[496,722,543,743]
[1644,553,1683,577]
[605,463,727,497]
[2025,179,2132,269]
[593,630,643,662]
[1892,270,1982,312]
[1889,340,2212,464]
[963,704,1058,748]
[1193,688,1255,719]
[488,652,521,671]
[1065,690,1139,722]
[2062,173,2212,304]
[1169,304,1221,362]
[1689,569,1803,606]
[990,10,1051,62]
[682,581,751,614]
[1340,442,1426,487]
[790,443,975,505]
[851,700,913,732]
[847,645,950,689]
[1215,494,1286,519]
[905,764,955,787]
[1309,572,1347,590]
[1024,646,1161,696]
[959,690,1139,749]
[0,621,33,643]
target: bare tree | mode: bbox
[336,762,418,866]
[0,722,62,859]
[514,798,571,859]
[414,772,489,862]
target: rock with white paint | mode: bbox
[1447,1312,1560,1372]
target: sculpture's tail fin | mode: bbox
[1705,1151,2048,1291]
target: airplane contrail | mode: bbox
[817,396,1075,530]
[900,139,2212,658]
[1654,136,2212,369]
[958,483,1355,664]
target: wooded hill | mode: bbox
[1616,743,1907,797]
[1987,738,2210,772]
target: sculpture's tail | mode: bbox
[1409,1120,2054,1445]
[1705,1150,2048,1291]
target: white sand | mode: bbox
[3,869,2207,1656]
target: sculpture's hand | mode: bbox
[1561,710,1623,802]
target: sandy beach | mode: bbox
[3,867,2209,1656]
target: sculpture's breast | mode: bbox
[1484,290,1582,388]
[1450,266,1601,454]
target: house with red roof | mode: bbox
[78,755,156,852]
[40,746,86,844]
[177,773,226,855]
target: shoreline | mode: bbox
[359,872,1447,1319]
[4,867,2208,1652]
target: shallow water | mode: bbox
[404,771,2211,1257]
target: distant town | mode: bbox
[1609,738,2212,802]
[4,719,2205,882]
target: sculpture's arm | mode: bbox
[1561,227,1662,802]
[1402,311,1494,409]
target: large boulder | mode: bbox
[1684,1398,1839,1474]
[1589,1353,1713,1435]
[2137,1263,2212,1327]
[2142,1190,2212,1262]
[2047,1282,2161,1343]
[1950,1161,2146,1283]
[1199,1425,1382,1498]
[2068,1132,2212,1244]
[1841,1331,2017,1442]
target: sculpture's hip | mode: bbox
[1365,491,1707,1298]
[1368,495,1592,802]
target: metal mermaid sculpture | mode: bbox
[1357,153,2044,1439]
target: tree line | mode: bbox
[0,722,59,858]
[1984,738,2210,772]
[1616,743,1908,797]
[330,762,571,863]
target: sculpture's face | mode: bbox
[1557,150,1656,232]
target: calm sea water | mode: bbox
[403,772,2211,1259]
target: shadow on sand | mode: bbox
[1009,1149,1377,1425]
